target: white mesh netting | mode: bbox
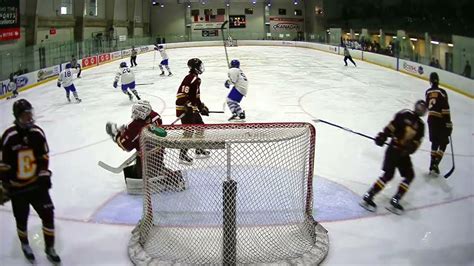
[129,122,329,265]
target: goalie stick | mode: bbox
[98,114,185,173]
[444,136,455,179]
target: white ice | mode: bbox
[1,45,473,265]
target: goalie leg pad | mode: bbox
[125,178,143,195]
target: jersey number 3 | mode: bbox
[17,149,37,180]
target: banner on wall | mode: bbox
[0,0,21,41]
[81,56,98,67]
[37,65,60,81]
[98,53,111,64]
[0,72,36,97]
[402,61,425,75]
[111,51,122,60]
[192,22,225,30]
[269,17,304,32]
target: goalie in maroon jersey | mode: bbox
[106,100,185,193]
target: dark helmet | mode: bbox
[158,45,164,50]
[429,72,439,85]
[414,99,427,117]
[187,58,204,74]
[230,59,240,68]
[120,62,127,68]
[13,99,34,128]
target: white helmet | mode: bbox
[131,100,152,120]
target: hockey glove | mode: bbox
[57,82,61,87]
[224,80,231,89]
[374,132,387,147]
[113,81,118,88]
[445,123,453,137]
[38,170,52,189]
[199,103,209,116]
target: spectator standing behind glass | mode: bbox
[463,61,471,78]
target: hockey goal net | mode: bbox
[129,122,329,265]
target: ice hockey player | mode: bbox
[130,46,138,67]
[113,62,141,101]
[70,55,81,78]
[425,72,453,175]
[57,63,82,103]
[343,46,357,67]
[154,44,173,76]
[0,99,61,263]
[360,100,427,215]
[7,73,19,99]
[105,100,185,193]
[176,58,210,165]
[225,59,248,121]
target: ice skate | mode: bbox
[21,243,35,262]
[429,163,440,176]
[45,247,61,264]
[168,72,173,76]
[75,98,82,103]
[179,151,193,165]
[386,198,404,215]
[195,149,210,159]
[160,72,165,77]
[359,193,377,212]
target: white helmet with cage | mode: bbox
[131,100,152,120]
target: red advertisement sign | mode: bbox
[50,28,56,35]
[82,56,98,67]
[0,0,20,41]
[98,53,111,64]
[0,27,20,41]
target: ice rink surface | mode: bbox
[1,45,473,265]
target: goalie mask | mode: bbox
[131,100,152,120]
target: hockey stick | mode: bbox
[136,83,154,86]
[444,136,455,179]
[313,119,389,145]
[209,110,225,114]
[153,50,156,70]
[98,114,185,173]
[220,21,230,68]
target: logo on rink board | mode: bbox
[82,56,98,67]
[403,62,424,75]
[98,53,111,64]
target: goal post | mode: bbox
[129,122,329,265]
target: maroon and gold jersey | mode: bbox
[383,109,425,153]
[0,124,49,189]
[176,73,202,117]
[425,86,452,128]
[116,111,162,152]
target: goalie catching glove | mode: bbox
[106,122,125,141]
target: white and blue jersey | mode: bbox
[115,66,136,91]
[227,67,248,102]
[58,68,79,92]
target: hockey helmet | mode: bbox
[187,58,204,74]
[120,62,127,68]
[230,59,240,68]
[13,99,34,127]
[414,99,427,117]
[429,72,439,85]
[131,100,152,120]
[158,45,164,50]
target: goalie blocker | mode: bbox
[105,100,186,194]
